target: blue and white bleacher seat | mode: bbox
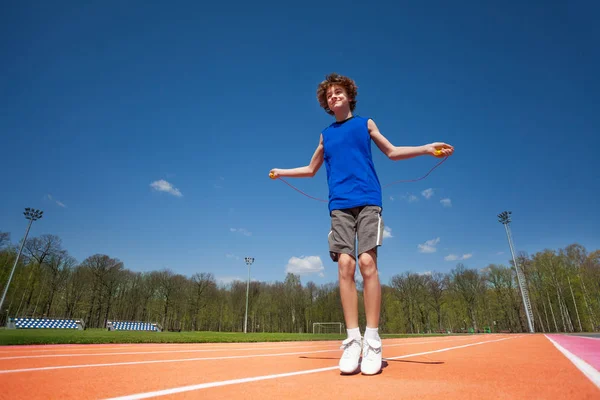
[107,320,161,332]
[9,317,84,330]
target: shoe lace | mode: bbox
[340,337,361,354]
[362,338,382,359]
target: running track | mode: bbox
[0,334,598,399]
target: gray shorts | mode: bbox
[328,205,384,261]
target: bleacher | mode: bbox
[7,317,84,330]
[107,320,161,332]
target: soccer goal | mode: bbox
[312,322,344,334]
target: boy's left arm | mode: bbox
[368,119,453,161]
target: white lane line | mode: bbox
[0,345,339,360]
[0,343,325,354]
[545,334,600,389]
[0,336,457,354]
[0,336,481,372]
[103,335,518,400]
[0,342,345,355]
[0,349,341,374]
[0,335,476,361]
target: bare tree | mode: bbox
[43,250,77,316]
[2,228,597,335]
[450,264,484,332]
[140,272,160,322]
[391,272,426,333]
[155,269,188,330]
[190,272,216,331]
[424,272,447,332]
[19,234,63,315]
[564,244,596,331]
[64,265,91,319]
[0,232,10,249]
[82,254,124,328]
[483,264,518,331]
[284,273,305,333]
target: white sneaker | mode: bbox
[360,337,382,375]
[339,337,362,373]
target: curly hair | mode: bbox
[316,73,358,115]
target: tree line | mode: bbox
[0,231,598,333]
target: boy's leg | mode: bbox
[356,206,384,375]
[329,208,362,373]
[329,208,359,331]
[358,249,381,330]
[338,253,358,331]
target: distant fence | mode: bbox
[107,320,162,332]
[6,317,85,330]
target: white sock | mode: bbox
[347,327,361,340]
[364,326,380,341]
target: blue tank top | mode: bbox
[322,115,383,213]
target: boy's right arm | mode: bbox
[270,135,324,178]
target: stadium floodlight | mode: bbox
[244,257,254,334]
[498,211,534,333]
[0,208,44,312]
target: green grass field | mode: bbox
[0,329,450,346]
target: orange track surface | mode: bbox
[0,334,598,399]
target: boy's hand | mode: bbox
[269,169,281,179]
[426,142,454,158]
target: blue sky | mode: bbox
[2,1,598,287]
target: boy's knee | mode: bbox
[338,254,356,280]
[358,251,378,278]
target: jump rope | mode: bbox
[269,149,450,203]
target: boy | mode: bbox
[269,73,453,375]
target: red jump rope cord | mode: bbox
[274,156,449,203]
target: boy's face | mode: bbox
[326,84,351,113]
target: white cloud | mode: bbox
[230,228,252,237]
[285,256,325,276]
[400,194,419,203]
[421,188,434,199]
[496,251,505,256]
[216,275,259,286]
[383,226,393,239]
[214,176,225,189]
[46,194,67,208]
[440,198,452,207]
[389,195,395,202]
[445,253,473,261]
[225,253,240,260]
[216,276,243,285]
[418,271,432,276]
[418,237,440,253]
[150,180,182,197]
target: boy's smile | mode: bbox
[327,85,351,112]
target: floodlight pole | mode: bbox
[498,211,535,333]
[0,208,43,313]
[244,257,254,333]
